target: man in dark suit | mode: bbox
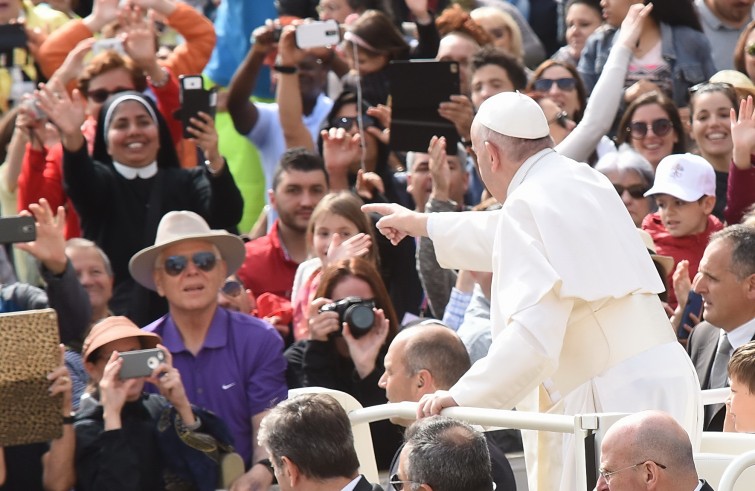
[687,225,755,431]
[256,393,382,491]
[597,411,714,491]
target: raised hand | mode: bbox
[731,96,755,169]
[616,3,653,49]
[307,298,341,341]
[438,95,474,141]
[325,232,372,267]
[343,308,390,379]
[85,0,121,33]
[35,80,86,150]
[355,169,385,201]
[120,6,158,70]
[147,345,195,424]
[428,135,451,201]
[278,24,304,66]
[672,260,691,310]
[322,127,361,190]
[47,345,73,417]
[187,112,224,171]
[52,38,96,87]
[100,351,142,429]
[15,198,68,275]
[251,21,279,56]
[366,104,391,145]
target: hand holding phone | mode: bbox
[677,291,703,339]
[295,20,339,49]
[119,348,166,379]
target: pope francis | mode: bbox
[363,92,701,491]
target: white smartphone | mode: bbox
[295,20,340,49]
[92,38,125,56]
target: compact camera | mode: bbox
[319,296,375,339]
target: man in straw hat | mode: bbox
[129,211,287,491]
[363,92,701,491]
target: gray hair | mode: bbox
[594,144,655,188]
[257,394,360,480]
[402,324,471,389]
[404,417,493,491]
[710,224,755,280]
[475,122,553,163]
[65,238,114,277]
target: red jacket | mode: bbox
[236,220,299,301]
[642,213,723,308]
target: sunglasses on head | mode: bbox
[688,81,735,97]
[628,118,673,139]
[331,114,377,131]
[748,44,755,56]
[533,77,577,92]
[161,251,219,276]
[614,184,648,199]
[220,279,243,297]
[87,87,132,103]
[548,110,570,129]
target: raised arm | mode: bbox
[276,26,315,151]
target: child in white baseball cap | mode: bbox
[641,153,723,309]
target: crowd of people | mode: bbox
[1,0,755,489]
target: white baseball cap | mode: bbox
[475,91,550,139]
[644,153,716,202]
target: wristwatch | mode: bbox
[273,65,298,74]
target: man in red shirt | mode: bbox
[237,148,328,301]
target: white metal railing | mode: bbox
[348,401,609,491]
[719,450,755,491]
[701,388,729,406]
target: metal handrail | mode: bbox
[701,388,729,406]
[718,449,755,491]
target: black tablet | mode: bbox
[387,60,461,153]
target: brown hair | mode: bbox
[729,342,755,393]
[77,51,147,98]
[734,20,755,76]
[616,91,687,154]
[0,106,21,164]
[527,60,587,123]
[435,4,492,47]
[315,257,398,342]
[347,10,409,59]
[306,192,379,266]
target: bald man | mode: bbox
[597,411,712,491]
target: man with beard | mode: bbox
[236,148,329,300]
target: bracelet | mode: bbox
[147,67,170,88]
[273,64,298,74]
[205,159,222,175]
[183,415,201,431]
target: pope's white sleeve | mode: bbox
[427,209,499,272]
[449,288,574,410]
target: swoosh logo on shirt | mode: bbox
[222,382,236,390]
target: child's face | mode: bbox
[654,194,711,238]
[729,376,755,433]
[312,213,361,261]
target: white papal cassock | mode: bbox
[427,148,701,491]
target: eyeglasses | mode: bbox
[688,81,735,98]
[533,77,577,92]
[220,279,243,297]
[614,184,648,199]
[389,473,419,491]
[332,114,377,131]
[160,251,219,276]
[599,461,666,483]
[628,118,673,139]
[747,44,755,56]
[548,110,570,129]
[87,87,132,103]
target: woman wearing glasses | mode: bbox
[37,86,243,326]
[734,20,755,83]
[595,145,657,227]
[616,91,687,168]
[528,60,587,123]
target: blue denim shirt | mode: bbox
[578,22,716,108]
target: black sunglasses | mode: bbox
[748,43,755,56]
[220,279,243,297]
[161,251,219,276]
[533,77,577,92]
[628,118,673,139]
[332,114,377,131]
[548,110,570,129]
[614,184,648,199]
[87,87,132,103]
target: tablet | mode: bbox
[0,309,62,446]
[387,60,461,152]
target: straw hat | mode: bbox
[129,211,245,291]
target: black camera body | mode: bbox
[319,296,375,338]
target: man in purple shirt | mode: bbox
[129,211,288,491]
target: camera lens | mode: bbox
[345,304,375,338]
[147,356,159,369]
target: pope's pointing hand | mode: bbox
[361,203,429,246]
[417,390,458,419]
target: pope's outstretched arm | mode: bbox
[362,203,430,245]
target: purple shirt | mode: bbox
[144,307,287,465]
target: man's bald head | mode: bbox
[399,323,471,389]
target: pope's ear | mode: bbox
[484,141,502,172]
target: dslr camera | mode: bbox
[319,296,375,338]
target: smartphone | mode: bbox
[0,24,27,51]
[678,291,703,339]
[178,75,217,138]
[295,20,339,49]
[21,96,45,120]
[119,348,166,379]
[91,38,125,56]
[0,216,35,244]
